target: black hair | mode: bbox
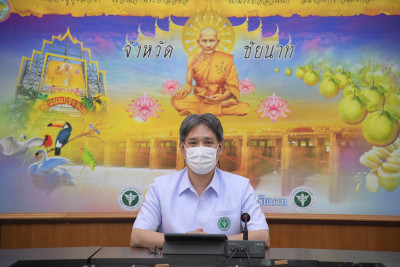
[179,113,224,143]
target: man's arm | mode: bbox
[130,181,162,248]
[174,55,195,100]
[131,227,208,248]
[228,229,270,248]
[239,181,270,247]
[130,228,164,248]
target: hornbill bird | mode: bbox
[47,122,72,156]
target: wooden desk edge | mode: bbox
[0,212,399,223]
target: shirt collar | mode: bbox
[178,168,220,196]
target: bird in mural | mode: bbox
[43,134,53,151]
[28,149,75,192]
[0,134,44,156]
[81,147,96,170]
[47,122,72,156]
[89,123,100,135]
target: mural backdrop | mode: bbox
[0,0,399,218]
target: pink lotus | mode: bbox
[127,93,163,122]
[256,93,292,122]
[161,79,181,95]
[239,78,256,95]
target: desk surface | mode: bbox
[0,247,101,267]
[1,247,400,267]
[91,247,400,267]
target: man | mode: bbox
[171,27,249,117]
[131,113,270,248]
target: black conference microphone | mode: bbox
[241,213,251,240]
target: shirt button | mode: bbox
[198,204,203,210]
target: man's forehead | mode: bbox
[185,124,217,140]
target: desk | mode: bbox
[91,247,400,267]
[0,247,101,267]
[3,247,400,267]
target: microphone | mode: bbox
[241,213,251,240]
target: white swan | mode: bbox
[28,149,75,192]
[0,134,44,156]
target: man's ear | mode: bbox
[217,140,224,157]
[179,142,186,159]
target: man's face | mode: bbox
[180,124,223,158]
[197,28,220,54]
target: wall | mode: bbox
[1,219,399,251]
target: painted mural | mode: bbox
[0,0,399,217]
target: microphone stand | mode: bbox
[243,217,248,240]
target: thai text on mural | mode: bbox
[229,0,291,4]
[42,0,100,5]
[243,41,295,59]
[39,97,88,114]
[258,194,288,206]
[113,0,189,5]
[301,0,374,4]
[45,85,84,95]
[123,35,174,59]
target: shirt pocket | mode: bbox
[206,209,241,236]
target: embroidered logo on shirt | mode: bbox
[218,217,231,231]
[118,187,143,211]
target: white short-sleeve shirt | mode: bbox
[133,168,268,235]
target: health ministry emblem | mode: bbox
[0,0,11,23]
[290,186,316,211]
[118,187,143,211]
[218,217,231,231]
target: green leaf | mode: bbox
[358,94,370,104]
[373,84,387,95]
[367,105,380,113]
[37,94,48,101]
[385,109,400,121]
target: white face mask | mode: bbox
[185,146,218,175]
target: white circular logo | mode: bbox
[290,186,316,211]
[118,187,143,211]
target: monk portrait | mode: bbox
[171,27,249,117]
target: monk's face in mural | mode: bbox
[197,27,220,54]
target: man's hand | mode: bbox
[173,84,192,100]
[187,227,207,234]
[208,94,224,102]
[207,90,232,103]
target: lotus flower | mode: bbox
[256,93,291,122]
[161,79,181,95]
[239,78,256,95]
[127,93,163,122]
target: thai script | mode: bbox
[113,0,189,4]
[229,0,290,4]
[258,194,288,206]
[243,40,295,59]
[42,0,100,5]
[301,0,373,4]
[46,85,84,95]
[39,96,88,114]
[123,34,174,59]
